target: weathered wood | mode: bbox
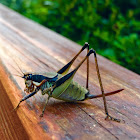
[0,4,140,140]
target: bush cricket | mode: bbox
[14,42,124,122]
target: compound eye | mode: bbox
[28,74,32,79]
[23,74,32,80]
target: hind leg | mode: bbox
[57,42,89,78]
[61,48,122,122]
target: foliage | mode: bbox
[0,0,140,74]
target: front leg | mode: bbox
[14,87,39,110]
[33,79,47,87]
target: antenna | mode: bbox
[9,63,23,76]
[13,58,24,75]
[12,74,23,78]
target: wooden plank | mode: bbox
[0,4,140,140]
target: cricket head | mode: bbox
[22,73,33,80]
[20,72,39,93]
[22,73,35,93]
[12,62,35,93]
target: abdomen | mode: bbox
[53,80,88,102]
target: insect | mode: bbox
[14,42,124,122]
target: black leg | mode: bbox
[57,42,89,76]
[14,87,39,110]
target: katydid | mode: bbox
[14,43,124,122]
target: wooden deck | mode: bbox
[0,4,140,140]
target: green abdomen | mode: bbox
[53,80,88,102]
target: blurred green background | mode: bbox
[0,0,140,74]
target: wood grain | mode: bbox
[0,4,140,140]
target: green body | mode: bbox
[40,72,88,102]
[55,80,88,101]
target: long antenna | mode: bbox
[9,63,23,76]
[12,58,24,75]
[12,74,23,78]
